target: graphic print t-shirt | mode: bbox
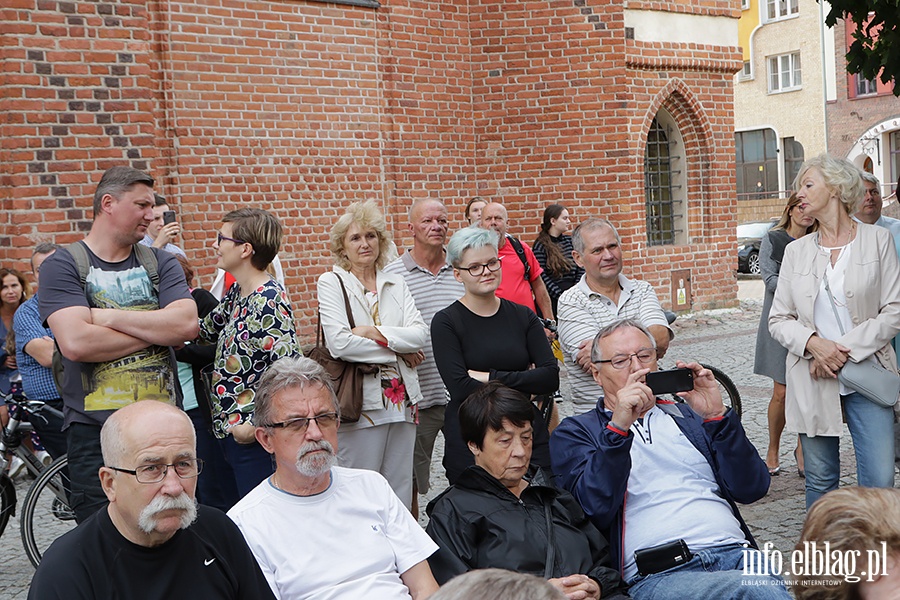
[39,244,192,427]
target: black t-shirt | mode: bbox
[28,505,276,600]
[38,245,191,427]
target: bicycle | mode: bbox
[663,312,743,418]
[0,393,74,568]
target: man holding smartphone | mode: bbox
[550,319,788,600]
[140,193,187,257]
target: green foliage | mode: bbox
[823,0,900,96]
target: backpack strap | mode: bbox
[65,240,160,294]
[65,241,91,290]
[506,234,531,281]
[132,243,160,294]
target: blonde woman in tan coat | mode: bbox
[769,154,900,510]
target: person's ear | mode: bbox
[572,250,585,269]
[256,427,275,454]
[453,268,463,284]
[467,441,481,458]
[591,363,603,385]
[99,467,118,503]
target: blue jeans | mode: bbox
[800,391,895,509]
[186,408,239,512]
[629,544,790,600]
[220,435,274,499]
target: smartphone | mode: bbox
[163,210,176,225]
[645,368,694,396]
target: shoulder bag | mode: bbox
[824,273,900,408]
[308,275,379,423]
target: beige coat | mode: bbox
[769,223,900,436]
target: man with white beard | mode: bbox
[228,357,440,600]
[29,401,275,600]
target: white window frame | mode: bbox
[741,0,750,9]
[765,0,798,22]
[738,60,752,81]
[768,52,802,93]
[855,75,877,96]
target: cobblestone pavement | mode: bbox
[1,295,887,598]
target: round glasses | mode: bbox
[456,257,502,277]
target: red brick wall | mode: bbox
[1,0,158,264]
[2,0,741,340]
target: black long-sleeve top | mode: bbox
[431,299,559,483]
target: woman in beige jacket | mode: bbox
[769,154,900,510]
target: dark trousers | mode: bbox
[186,408,239,512]
[66,423,107,524]
[220,435,274,499]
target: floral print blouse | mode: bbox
[199,279,301,438]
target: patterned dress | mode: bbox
[199,279,301,438]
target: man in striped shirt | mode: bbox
[384,200,464,508]
[557,218,673,414]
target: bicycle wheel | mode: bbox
[20,455,75,567]
[0,473,15,538]
[702,364,742,418]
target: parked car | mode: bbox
[737,221,775,274]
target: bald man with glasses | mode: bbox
[29,400,275,600]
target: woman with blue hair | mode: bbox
[432,226,559,484]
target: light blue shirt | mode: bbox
[855,214,900,351]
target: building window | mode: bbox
[891,131,900,197]
[644,108,686,246]
[855,75,877,96]
[741,0,750,9]
[768,52,801,93]
[783,137,804,189]
[739,61,752,80]
[736,129,779,199]
[766,0,798,21]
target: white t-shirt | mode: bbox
[228,466,437,600]
[620,406,747,582]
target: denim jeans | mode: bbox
[800,391,896,509]
[186,408,239,512]
[629,544,791,600]
[220,435,274,499]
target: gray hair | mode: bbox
[590,318,657,363]
[32,242,61,257]
[429,569,565,600]
[252,357,340,427]
[101,401,195,467]
[860,171,880,188]
[794,154,866,215]
[572,218,620,255]
[93,166,154,216]
[446,226,499,267]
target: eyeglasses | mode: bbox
[265,412,340,434]
[595,347,657,369]
[217,232,247,245]
[456,257,502,277]
[109,459,204,484]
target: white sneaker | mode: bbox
[8,455,26,479]
[35,450,52,467]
